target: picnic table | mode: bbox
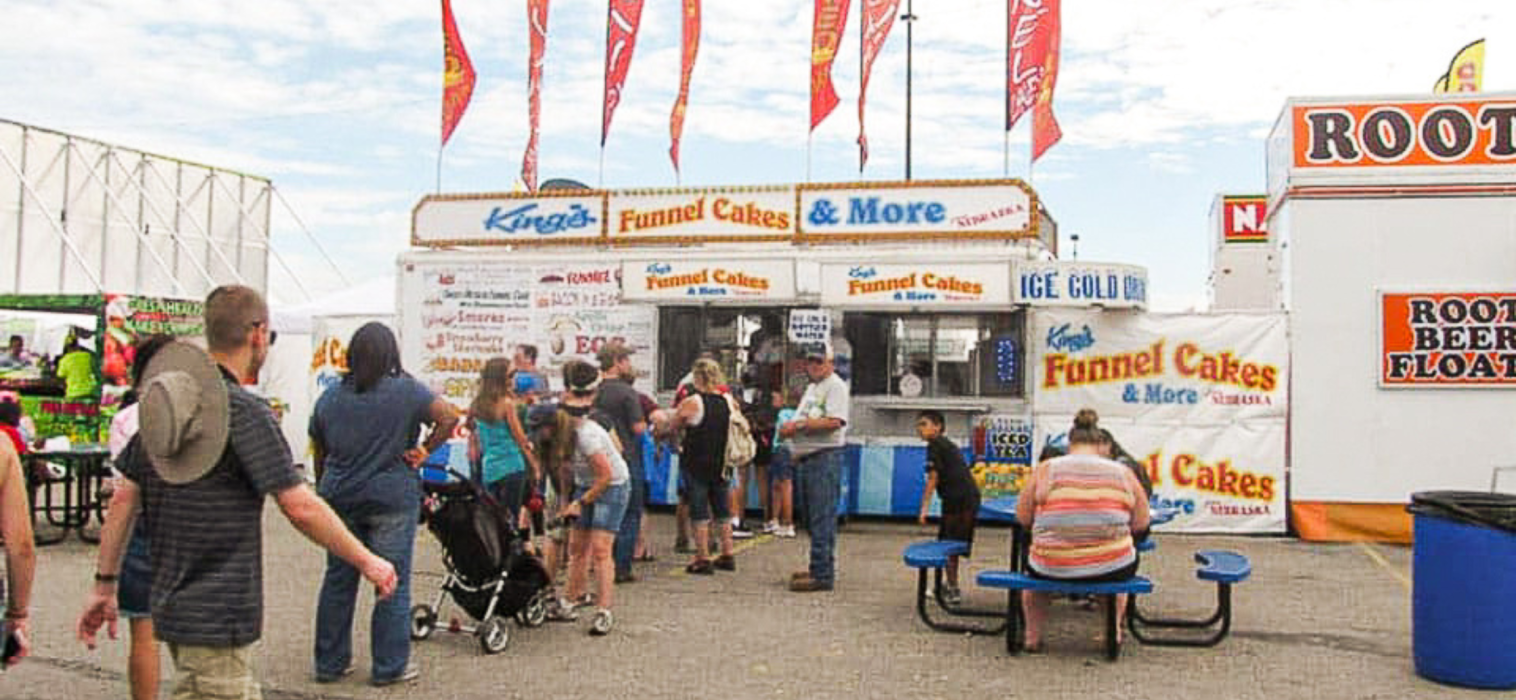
[29,446,111,545]
[978,495,1178,573]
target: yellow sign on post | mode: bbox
[1434,39,1484,93]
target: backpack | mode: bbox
[724,395,757,472]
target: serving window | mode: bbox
[657,307,805,396]
[842,312,1025,398]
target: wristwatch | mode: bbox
[94,572,119,583]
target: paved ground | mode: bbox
[1,510,1495,699]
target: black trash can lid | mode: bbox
[1409,491,1516,534]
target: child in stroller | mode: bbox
[411,472,552,654]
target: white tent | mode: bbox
[263,275,397,472]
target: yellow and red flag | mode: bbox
[810,0,851,131]
[1433,39,1484,93]
[1029,0,1062,162]
[669,0,701,174]
[857,0,900,171]
[439,0,477,147]
[522,0,550,191]
[602,0,646,146]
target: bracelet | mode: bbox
[94,572,119,583]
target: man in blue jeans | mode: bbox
[781,344,850,592]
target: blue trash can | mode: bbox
[1409,491,1516,689]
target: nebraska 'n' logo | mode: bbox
[1223,196,1267,243]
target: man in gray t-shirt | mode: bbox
[595,343,648,582]
[781,345,850,592]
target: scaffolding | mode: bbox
[0,118,346,302]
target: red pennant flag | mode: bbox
[602,0,646,147]
[857,0,900,171]
[811,0,852,131]
[669,0,701,174]
[439,0,477,147]
[1030,0,1062,162]
[1006,0,1053,133]
[522,0,550,191]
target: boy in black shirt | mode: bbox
[915,410,981,606]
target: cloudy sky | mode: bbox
[1,0,1508,309]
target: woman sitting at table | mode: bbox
[1015,408,1150,652]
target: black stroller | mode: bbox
[411,471,552,653]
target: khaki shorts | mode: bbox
[168,643,261,700]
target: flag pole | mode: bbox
[436,144,444,193]
[806,133,813,183]
[902,0,916,181]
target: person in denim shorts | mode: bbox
[104,334,174,700]
[551,361,630,635]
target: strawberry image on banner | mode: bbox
[439,0,477,147]
[602,0,646,146]
[1030,0,1062,162]
[810,0,852,131]
[522,0,550,191]
[669,0,701,174]
[857,0,900,170]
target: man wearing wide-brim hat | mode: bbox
[77,285,399,699]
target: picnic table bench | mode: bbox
[902,540,1006,635]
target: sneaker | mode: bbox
[762,520,780,534]
[589,608,614,636]
[614,570,639,584]
[776,525,797,538]
[713,554,736,571]
[674,537,692,554]
[941,585,964,608]
[686,559,715,575]
[371,664,420,687]
[546,597,579,622]
[732,526,755,540]
[314,663,356,684]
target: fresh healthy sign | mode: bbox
[412,193,605,245]
[798,181,1034,240]
[621,260,796,301]
[1011,261,1148,309]
[820,263,1011,306]
[1380,291,1516,387]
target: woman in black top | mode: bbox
[670,359,737,574]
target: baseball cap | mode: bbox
[800,343,833,362]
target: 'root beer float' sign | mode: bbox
[1380,291,1516,387]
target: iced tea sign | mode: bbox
[1380,291,1516,388]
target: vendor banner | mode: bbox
[1380,291,1516,388]
[101,294,204,389]
[400,259,645,401]
[412,192,605,246]
[311,315,391,401]
[1031,309,1288,423]
[622,259,795,302]
[1011,261,1148,309]
[820,262,1011,307]
[1036,415,1286,534]
[607,187,795,242]
[798,180,1035,241]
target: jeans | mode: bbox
[486,472,528,515]
[612,457,646,576]
[798,448,844,585]
[314,507,416,682]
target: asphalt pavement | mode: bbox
[1,509,1492,699]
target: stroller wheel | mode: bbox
[479,616,512,654]
[410,605,438,641]
[517,591,549,628]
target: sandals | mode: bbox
[686,559,715,575]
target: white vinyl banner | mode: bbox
[798,182,1033,238]
[1035,416,1287,533]
[1032,309,1288,423]
[820,262,1012,307]
[607,187,796,241]
[621,259,797,301]
[399,260,654,403]
[412,193,605,245]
